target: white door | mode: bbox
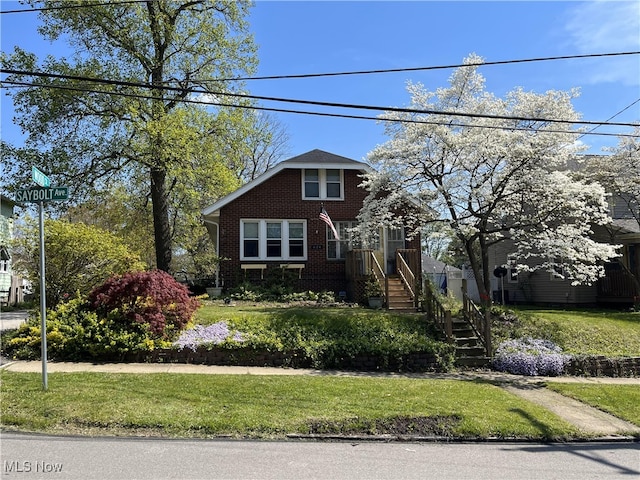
[385,228,405,274]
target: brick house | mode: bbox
[201,149,421,306]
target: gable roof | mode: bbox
[422,255,461,274]
[202,149,372,217]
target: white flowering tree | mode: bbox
[358,55,619,305]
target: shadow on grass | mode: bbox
[509,407,561,440]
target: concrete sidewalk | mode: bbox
[2,359,639,439]
[1,359,639,384]
[0,309,30,331]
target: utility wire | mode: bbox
[0,1,148,14]
[3,78,638,138]
[576,98,640,140]
[2,68,639,129]
[205,52,640,83]
[1,0,637,82]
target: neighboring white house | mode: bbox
[0,195,25,306]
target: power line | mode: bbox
[0,1,148,14]
[2,78,638,138]
[577,98,640,140]
[1,0,637,82]
[3,68,639,129]
[1,0,637,81]
[210,52,640,83]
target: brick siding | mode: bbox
[217,167,421,297]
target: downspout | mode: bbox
[203,218,220,287]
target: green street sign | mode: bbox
[32,166,51,188]
[16,186,69,203]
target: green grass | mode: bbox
[0,371,581,440]
[495,307,640,357]
[547,383,640,426]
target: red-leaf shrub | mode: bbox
[88,270,200,338]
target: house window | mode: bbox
[289,222,304,257]
[326,221,380,260]
[241,220,307,261]
[243,221,259,258]
[302,169,343,200]
[266,222,282,257]
[304,169,320,198]
[325,169,341,198]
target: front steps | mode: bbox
[386,276,417,311]
[450,318,490,367]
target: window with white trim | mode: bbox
[302,169,343,200]
[240,220,307,261]
[326,221,380,260]
[243,221,259,258]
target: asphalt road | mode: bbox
[1,432,638,480]
[0,310,29,332]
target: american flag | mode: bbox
[320,207,340,240]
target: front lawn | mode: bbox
[493,307,640,357]
[0,371,581,440]
[547,383,640,426]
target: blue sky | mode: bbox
[1,0,639,163]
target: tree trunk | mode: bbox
[150,166,172,272]
[479,235,492,307]
[464,238,491,307]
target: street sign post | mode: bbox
[32,166,50,188]
[16,187,68,203]
[16,173,69,391]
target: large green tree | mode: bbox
[2,0,258,272]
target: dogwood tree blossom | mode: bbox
[358,54,618,304]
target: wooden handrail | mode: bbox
[370,251,386,302]
[461,279,492,357]
[424,285,453,343]
[396,250,415,300]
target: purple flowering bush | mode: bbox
[174,322,245,352]
[493,338,571,376]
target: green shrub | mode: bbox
[15,218,145,306]
[220,308,455,370]
[1,298,169,361]
[229,282,336,304]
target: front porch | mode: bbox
[597,266,639,306]
[345,249,421,310]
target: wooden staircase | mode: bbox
[386,275,417,311]
[449,317,490,367]
[423,282,491,367]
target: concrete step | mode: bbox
[455,356,491,367]
[456,347,485,358]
